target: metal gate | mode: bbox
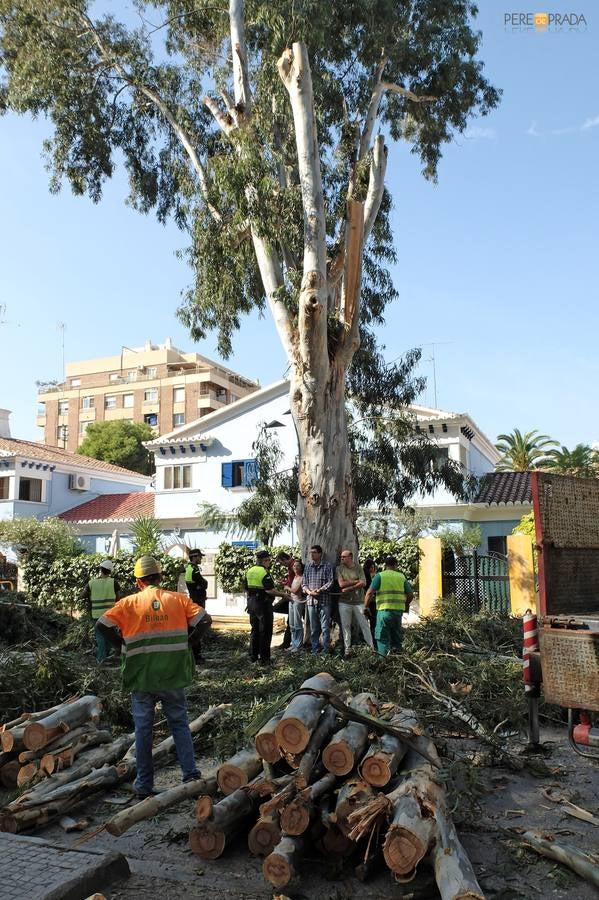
[442,550,510,614]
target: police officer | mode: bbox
[84,559,120,663]
[185,549,208,662]
[245,550,290,665]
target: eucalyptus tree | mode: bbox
[0,0,499,555]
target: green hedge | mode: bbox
[214,538,419,592]
[22,552,186,612]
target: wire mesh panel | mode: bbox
[442,550,510,614]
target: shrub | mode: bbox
[215,543,298,592]
[358,537,420,583]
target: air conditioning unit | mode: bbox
[69,473,91,491]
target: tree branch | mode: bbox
[278,43,328,379]
[363,135,387,242]
[229,0,252,114]
[74,9,222,224]
[358,56,387,161]
[337,199,365,365]
[381,82,436,104]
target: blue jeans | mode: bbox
[307,599,331,653]
[131,689,199,794]
[288,600,305,649]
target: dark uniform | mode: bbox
[185,555,208,662]
[245,561,275,664]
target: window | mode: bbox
[221,459,257,488]
[109,373,120,383]
[144,413,158,427]
[432,447,449,472]
[105,395,117,410]
[79,421,89,436]
[71,378,81,387]
[173,386,185,404]
[56,425,69,445]
[146,367,157,379]
[127,370,137,382]
[81,396,94,410]
[58,400,69,415]
[123,393,134,408]
[19,477,42,502]
[144,388,158,403]
[37,403,45,416]
[164,465,191,490]
[173,413,185,427]
[0,478,9,500]
[488,536,507,556]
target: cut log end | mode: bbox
[0,732,14,753]
[22,723,51,752]
[322,742,353,776]
[263,852,293,887]
[322,823,353,857]
[0,760,20,789]
[280,802,310,836]
[248,816,281,857]
[196,795,214,820]
[383,827,429,875]
[189,825,226,859]
[361,756,391,787]
[0,815,18,834]
[217,765,249,795]
[16,762,38,787]
[255,732,281,764]
[275,717,310,755]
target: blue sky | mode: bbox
[0,4,597,447]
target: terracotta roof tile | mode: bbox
[0,437,148,479]
[475,471,532,505]
[60,492,154,523]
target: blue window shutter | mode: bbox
[243,459,258,487]
[221,462,233,487]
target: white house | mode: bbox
[0,410,149,531]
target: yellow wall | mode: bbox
[418,537,443,616]
[507,533,536,616]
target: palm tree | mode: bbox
[495,429,557,471]
[545,444,599,478]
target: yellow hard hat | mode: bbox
[134,556,162,579]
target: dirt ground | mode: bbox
[30,723,598,900]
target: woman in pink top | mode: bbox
[288,560,305,651]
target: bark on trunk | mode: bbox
[22,696,102,751]
[0,760,20,789]
[248,812,282,857]
[322,692,376,776]
[432,806,485,899]
[217,747,262,795]
[254,713,283,764]
[295,704,339,789]
[263,834,304,887]
[106,776,218,837]
[276,673,337,755]
[333,778,374,837]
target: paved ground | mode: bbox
[0,832,129,900]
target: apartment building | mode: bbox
[36,338,258,452]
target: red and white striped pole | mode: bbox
[523,609,540,744]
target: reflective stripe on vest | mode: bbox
[246,565,268,590]
[89,577,116,619]
[375,569,406,612]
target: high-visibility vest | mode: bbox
[375,570,407,612]
[89,577,116,620]
[185,564,194,584]
[246,565,268,594]
[98,586,205,692]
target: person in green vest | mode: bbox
[244,550,290,665]
[363,555,413,656]
[84,559,121,663]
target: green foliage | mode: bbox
[198,427,296,546]
[21,552,186,612]
[495,429,557,471]
[0,516,82,565]
[0,593,71,647]
[214,542,296,593]
[77,421,154,475]
[130,516,165,557]
[358,536,420,582]
[545,443,599,478]
[512,512,535,539]
[437,524,482,554]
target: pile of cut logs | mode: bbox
[0,696,230,834]
[189,673,483,899]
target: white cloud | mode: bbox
[464,126,496,140]
[528,115,599,137]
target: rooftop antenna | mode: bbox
[421,341,454,409]
[0,304,21,328]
